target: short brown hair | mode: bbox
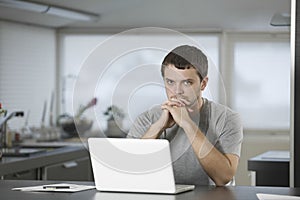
[161,45,208,81]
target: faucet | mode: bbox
[0,111,24,148]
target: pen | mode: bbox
[43,185,70,189]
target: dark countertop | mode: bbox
[2,180,300,200]
[248,150,290,187]
[0,141,89,176]
[248,150,289,170]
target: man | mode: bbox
[127,45,243,186]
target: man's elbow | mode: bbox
[213,173,235,186]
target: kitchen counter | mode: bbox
[0,140,92,180]
[2,180,300,200]
[248,150,289,187]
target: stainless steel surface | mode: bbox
[0,111,24,149]
[0,144,89,177]
[1,147,46,157]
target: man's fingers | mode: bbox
[161,104,170,110]
[177,98,189,105]
[170,98,185,106]
[163,100,184,108]
[163,99,193,113]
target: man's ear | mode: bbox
[200,77,208,91]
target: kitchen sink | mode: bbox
[1,147,47,157]
[1,141,83,157]
[1,142,66,157]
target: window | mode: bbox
[59,32,219,131]
[228,34,290,130]
[0,22,56,130]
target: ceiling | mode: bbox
[0,0,291,32]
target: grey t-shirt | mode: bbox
[127,98,243,185]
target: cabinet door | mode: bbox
[4,169,39,180]
[43,157,93,181]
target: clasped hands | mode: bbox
[159,97,194,130]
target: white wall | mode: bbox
[0,21,56,129]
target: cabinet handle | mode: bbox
[63,161,78,168]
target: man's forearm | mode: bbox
[182,121,238,186]
[142,122,164,139]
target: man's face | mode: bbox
[163,64,206,109]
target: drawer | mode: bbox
[43,157,93,181]
[4,169,39,180]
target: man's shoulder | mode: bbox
[205,98,240,118]
[146,105,162,115]
[205,98,243,138]
[137,105,162,120]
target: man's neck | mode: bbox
[190,97,203,113]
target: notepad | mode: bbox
[257,193,300,200]
[12,183,95,193]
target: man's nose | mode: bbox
[175,83,184,94]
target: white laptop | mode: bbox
[88,138,195,194]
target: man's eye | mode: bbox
[184,80,193,86]
[166,80,174,85]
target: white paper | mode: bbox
[261,151,290,160]
[257,193,300,200]
[12,183,95,193]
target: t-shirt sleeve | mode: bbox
[219,111,243,157]
[127,111,153,138]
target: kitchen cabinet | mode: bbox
[0,144,93,181]
[248,150,289,187]
[42,157,93,181]
[3,169,40,180]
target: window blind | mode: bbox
[0,21,56,130]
